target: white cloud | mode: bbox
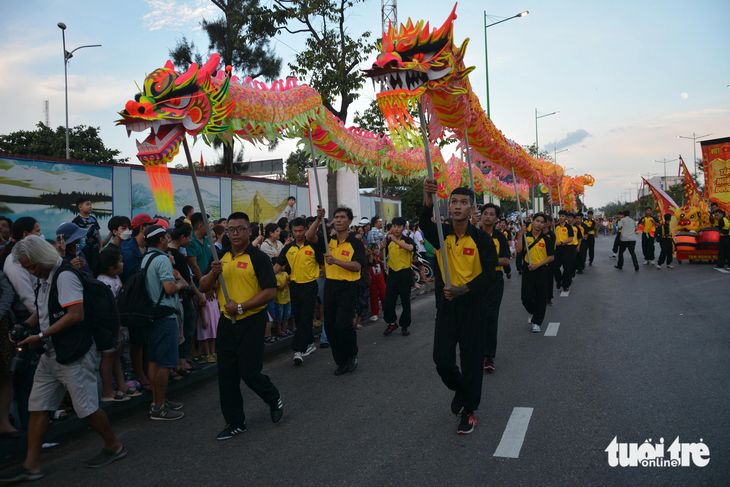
[142,0,219,31]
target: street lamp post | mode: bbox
[483,10,528,120]
[58,22,101,160]
[638,172,657,206]
[534,109,559,211]
[653,158,679,191]
[677,132,712,178]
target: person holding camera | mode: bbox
[0,236,125,483]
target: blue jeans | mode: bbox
[148,316,179,368]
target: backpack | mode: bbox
[117,252,177,329]
[41,262,120,363]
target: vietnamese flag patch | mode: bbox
[463,248,475,256]
[237,261,248,269]
[305,250,312,255]
[341,250,350,257]
[538,243,545,248]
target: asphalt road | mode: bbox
[19,237,730,486]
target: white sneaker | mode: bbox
[302,344,316,357]
[609,254,617,259]
[293,352,303,366]
[527,315,533,324]
[369,315,378,322]
[667,265,673,268]
[531,324,541,333]
[656,265,661,269]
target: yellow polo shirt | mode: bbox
[217,246,276,319]
[524,233,554,264]
[277,240,321,284]
[323,233,366,282]
[387,236,415,272]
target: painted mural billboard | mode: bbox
[0,156,113,235]
[231,179,290,224]
[131,169,221,220]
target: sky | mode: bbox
[1,0,729,208]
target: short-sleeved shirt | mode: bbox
[187,235,213,283]
[413,230,427,253]
[367,228,385,248]
[277,240,322,284]
[489,229,510,272]
[317,233,366,282]
[217,245,276,319]
[97,274,122,298]
[275,272,290,304]
[555,223,574,246]
[568,225,580,245]
[120,237,144,283]
[261,239,284,261]
[386,236,415,272]
[284,206,297,222]
[141,249,178,319]
[640,216,656,235]
[524,233,555,265]
[583,220,596,236]
[37,259,84,355]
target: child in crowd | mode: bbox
[94,249,140,402]
[274,267,293,337]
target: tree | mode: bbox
[284,148,310,184]
[266,0,377,213]
[168,0,282,175]
[0,122,128,164]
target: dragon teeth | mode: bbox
[152,120,161,134]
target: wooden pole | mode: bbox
[307,131,328,251]
[182,138,235,322]
[418,101,451,287]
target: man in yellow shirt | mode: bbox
[382,217,416,337]
[584,211,597,266]
[553,210,575,292]
[713,209,730,269]
[516,213,555,333]
[275,217,322,366]
[640,207,658,265]
[307,206,365,376]
[421,179,498,435]
[199,212,282,441]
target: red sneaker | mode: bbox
[383,323,399,336]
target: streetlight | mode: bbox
[638,172,657,204]
[58,22,101,160]
[535,109,558,211]
[677,132,712,178]
[483,10,528,120]
[653,158,679,191]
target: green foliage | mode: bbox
[168,35,204,68]
[284,148,310,184]
[0,122,128,164]
[353,99,387,135]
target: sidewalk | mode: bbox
[0,280,434,467]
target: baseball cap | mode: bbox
[359,217,370,226]
[131,214,159,229]
[56,222,87,244]
[143,225,167,240]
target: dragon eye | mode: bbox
[412,53,424,62]
[160,95,191,110]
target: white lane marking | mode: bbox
[560,290,570,297]
[713,268,730,274]
[493,407,534,458]
[544,322,560,336]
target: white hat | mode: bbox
[359,217,370,225]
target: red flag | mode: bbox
[237,261,248,269]
[463,248,475,256]
[642,177,679,217]
[679,156,702,208]
[200,152,205,168]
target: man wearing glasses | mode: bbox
[199,212,283,441]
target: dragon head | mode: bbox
[116,54,234,165]
[363,4,469,148]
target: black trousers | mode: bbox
[522,265,549,326]
[716,236,730,268]
[641,233,655,261]
[586,235,595,263]
[546,263,554,301]
[217,312,280,426]
[612,233,621,254]
[553,246,575,289]
[657,240,674,266]
[383,268,413,328]
[290,281,318,353]
[323,280,358,366]
[576,244,587,271]
[484,273,504,358]
[433,292,487,412]
[618,240,638,268]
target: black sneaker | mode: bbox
[383,323,399,336]
[347,356,358,372]
[320,342,330,349]
[556,280,562,289]
[84,447,128,468]
[270,397,284,423]
[150,405,184,421]
[457,411,477,435]
[450,392,463,414]
[401,327,410,336]
[635,265,640,271]
[614,265,622,270]
[217,423,247,440]
[334,364,348,376]
[484,357,495,372]
[506,273,511,280]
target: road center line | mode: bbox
[560,290,570,297]
[493,407,534,458]
[544,322,560,336]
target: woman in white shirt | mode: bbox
[260,223,285,261]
